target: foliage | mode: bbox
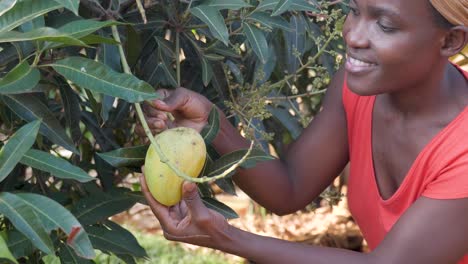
[0,0,346,262]
[94,230,238,264]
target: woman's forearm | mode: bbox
[222,225,377,264]
[211,110,302,215]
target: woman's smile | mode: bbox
[345,55,378,75]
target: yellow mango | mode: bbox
[144,127,206,206]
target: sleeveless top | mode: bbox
[343,66,468,263]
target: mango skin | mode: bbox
[144,127,206,206]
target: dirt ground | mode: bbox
[112,185,368,257]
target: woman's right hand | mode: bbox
[136,87,213,136]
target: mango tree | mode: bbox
[0,0,346,262]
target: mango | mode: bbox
[144,127,206,206]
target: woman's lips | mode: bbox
[345,56,378,74]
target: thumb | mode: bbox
[154,88,188,113]
[182,182,206,218]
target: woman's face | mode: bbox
[342,0,448,95]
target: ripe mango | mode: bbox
[144,127,206,206]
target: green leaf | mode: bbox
[272,0,293,16]
[0,234,18,264]
[204,53,225,61]
[255,44,277,84]
[155,36,175,58]
[190,5,229,46]
[99,39,122,72]
[0,193,54,254]
[81,112,119,152]
[42,254,61,264]
[284,14,307,74]
[225,60,244,84]
[58,243,94,264]
[51,0,79,15]
[57,80,81,143]
[267,105,302,139]
[157,49,178,87]
[0,61,40,94]
[17,193,95,259]
[86,221,146,257]
[20,149,95,182]
[0,0,62,33]
[59,19,122,39]
[71,192,139,225]
[243,23,269,64]
[247,12,291,31]
[51,57,159,103]
[0,27,86,46]
[201,57,213,86]
[0,120,40,182]
[207,148,274,177]
[256,0,279,11]
[205,0,252,10]
[202,197,238,219]
[257,0,318,13]
[206,44,241,58]
[2,95,79,154]
[0,0,17,17]
[215,177,237,195]
[79,34,119,45]
[200,106,220,145]
[100,95,115,123]
[97,145,148,168]
[6,231,34,259]
[290,0,319,12]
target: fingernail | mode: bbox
[156,100,167,107]
[184,182,196,193]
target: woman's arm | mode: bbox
[141,176,468,264]
[140,67,349,215]
[224,197,468,264]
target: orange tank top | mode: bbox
[343,66,468,263]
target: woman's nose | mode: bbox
[343,17,370,49]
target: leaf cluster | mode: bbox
[0,0,346,262]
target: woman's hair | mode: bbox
[428,2,455,29]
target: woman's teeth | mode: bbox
[348,57,376,67]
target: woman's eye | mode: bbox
[377,21,395,32]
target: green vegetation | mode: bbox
[0,0,345,262]
[95,232,239,264]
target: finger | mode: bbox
[180,200,189,216]
[139,175,174,228]
[134,125,144,137]
[147,118,167,130]
[155,88,189,113]
[181,182,209,220]
[145,107,169,120]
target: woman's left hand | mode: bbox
[140,172,234,250]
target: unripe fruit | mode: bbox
[144,127,206,206]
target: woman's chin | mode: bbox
[346,81,376,96]
[346,73,382,96]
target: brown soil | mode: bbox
[111,187,368,255]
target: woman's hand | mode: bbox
[140,171,233,250]
[136,87,213,136]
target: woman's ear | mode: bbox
[441,26,468,57]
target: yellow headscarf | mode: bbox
[429,0,468,26]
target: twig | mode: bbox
[135,0,147,24]
[267,89,326,101]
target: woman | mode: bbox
[138,0,468,263]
